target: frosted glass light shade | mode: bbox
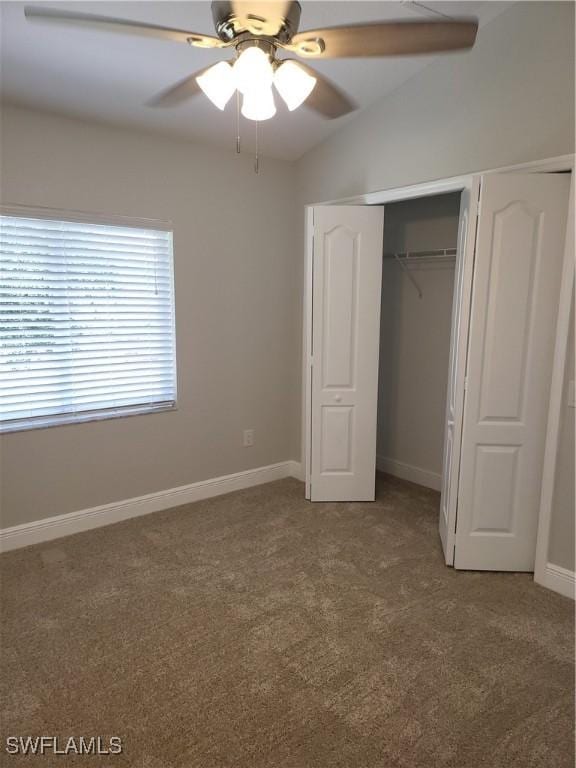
[196,62,236,110]
[241,87,276,121]
[274,60,316,111]
[234,46,273,95]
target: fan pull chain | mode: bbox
[235,90,241,154]
[254,120,260,174]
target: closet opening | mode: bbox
[305,162,572,574]
[375,192,462,495]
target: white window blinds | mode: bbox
[0,212,176,432]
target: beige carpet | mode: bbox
[0,474,573,767]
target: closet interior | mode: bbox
[377,192,462,491]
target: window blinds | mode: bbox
[0,213,176,431]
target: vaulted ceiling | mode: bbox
[0,1,512,159]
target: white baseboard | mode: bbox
[0,460,304,553]
[287,459,304,482]
[376,455,442,492]
[536,562,576,600]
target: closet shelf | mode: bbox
[383,248,457,261]
[384,248,457,299]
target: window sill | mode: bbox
[0,402,177,434]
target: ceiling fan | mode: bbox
[24,2,478,122]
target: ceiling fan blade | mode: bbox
[288,19,478,59]
[24,6,226,48]
[147,68,211,107]
[293,62,356,119]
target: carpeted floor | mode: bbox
[0,473,574,767]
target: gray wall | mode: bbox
[297,2,574,206]
[0,105,300,528]
[378,194,459,483]
[548,293,575,572]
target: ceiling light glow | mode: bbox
[241,86,277,121]
[274,60,317,111]
[196,61,236,110]
[197,47,310,122]
[234,46,273,96]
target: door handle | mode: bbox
[334,395,342,402]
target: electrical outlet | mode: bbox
[243,429,255,447]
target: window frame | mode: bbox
[0,204,178,434]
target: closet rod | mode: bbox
[387,248,457,299]
[383,247,457,260]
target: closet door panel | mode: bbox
[321,228,358,389]
[454,173,570,571]
[476,201,538,421]
[439,178,480,564]
[320,406,354,473]
[310,206,384,502]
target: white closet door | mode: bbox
[439,177,480,564]
[310,205,384,502]
[455,173,570,571]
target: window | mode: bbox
[0,209,177,432]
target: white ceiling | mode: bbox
[0,1,512,160]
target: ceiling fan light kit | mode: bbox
[234,45,274,93]
[24,0,478,170]
[196,61,236,110]
[233,45,277,121]
[274,60,317,111]
[197,46,318,119]
[241,85,276,122]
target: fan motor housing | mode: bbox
[211,1,302,43]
